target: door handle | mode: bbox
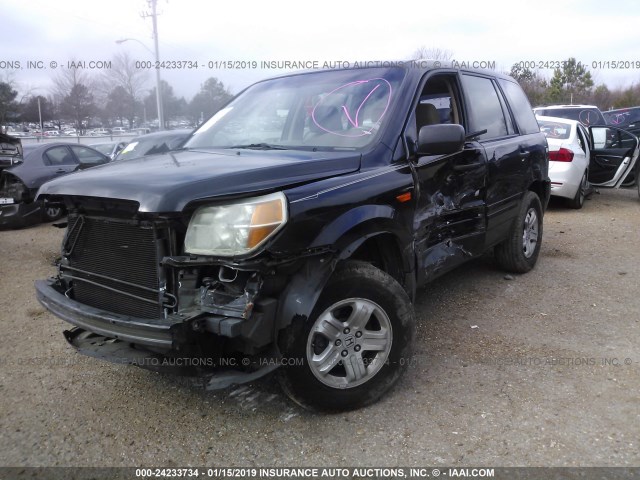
[453,161,484,172]
[517,150,530,159]
[55,169,66,173]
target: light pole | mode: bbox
[116,37,165,130]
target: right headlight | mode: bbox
[184,192,288,256]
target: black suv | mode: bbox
[36,64,550,411]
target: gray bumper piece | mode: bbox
[35,279,175,348]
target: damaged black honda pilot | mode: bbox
[36,63,550,411]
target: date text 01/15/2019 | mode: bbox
[515,60,640,70]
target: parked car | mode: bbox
[88,128,111,136]
[111,127,128,135]
[537,115,640,208]
[0,143,110,228]
[537,116,591,208]
[36,64,551,411]
[89,141,128,160]
[114,129,191,161]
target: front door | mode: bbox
[408,72,488,284]
[588,126,639,187]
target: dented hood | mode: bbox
[37,148,361,212]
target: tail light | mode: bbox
[549,148,574,162]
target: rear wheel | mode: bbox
[495,191,543,273]
[277,261,415,412]
[567,170,587,209]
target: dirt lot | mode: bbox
[1,189,639,467]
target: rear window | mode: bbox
[537,119,572,140]
[604,107,640,126]
[535,108,605,127]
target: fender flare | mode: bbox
[275,226,413,332]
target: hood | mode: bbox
[37,148,361,212]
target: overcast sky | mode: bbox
[2,0,640,101]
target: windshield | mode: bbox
[91,144,114,155]
[185,68,406,151]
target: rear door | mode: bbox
[460,74,542,248]
[588,126,639,187]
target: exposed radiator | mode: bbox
[62,216,165,319]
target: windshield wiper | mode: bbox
[229,143,288,150]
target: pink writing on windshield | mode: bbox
[312,78,392,137]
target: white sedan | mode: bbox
[537,115,640,208]
[537,116,591,208]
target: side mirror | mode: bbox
[417,124,465,156]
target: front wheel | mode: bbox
[277,261,415,412]
[495,191,543,273]
[41,205,65,222]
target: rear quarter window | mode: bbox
[498,79,540,135]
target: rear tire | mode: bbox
[567,171,587,209]
[277,261,415,412]
[495,191,543,273]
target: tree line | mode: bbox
[2,52,640,135]
[0,52,233,134]
[509,57,640,110]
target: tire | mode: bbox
[41,205,65,222]
[277,261,415,412]
[567,171,587,209]
[495,191,543,273]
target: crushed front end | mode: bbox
[35,196,326,389]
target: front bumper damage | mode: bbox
[36,249,337,389]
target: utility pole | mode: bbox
[141,0,165,130]
[37,97,43,133]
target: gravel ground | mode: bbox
[0,188,639,467]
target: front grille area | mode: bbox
[62,216,164,319]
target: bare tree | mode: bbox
[52,64,94,100]
[100,52,148,127]
[51,65,96,133]
[411,46,454,61]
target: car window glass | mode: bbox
[606,108,640,125]
[460,75,507,140]
[577,126,588,153]
[70,146,108,165]
[495,86,515,135]
[409,74,463,154]
[538,120,571,140]
[498,79,540,134]
[535,108,605,127]
[186,67,407,151]
[44,146,76,166]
